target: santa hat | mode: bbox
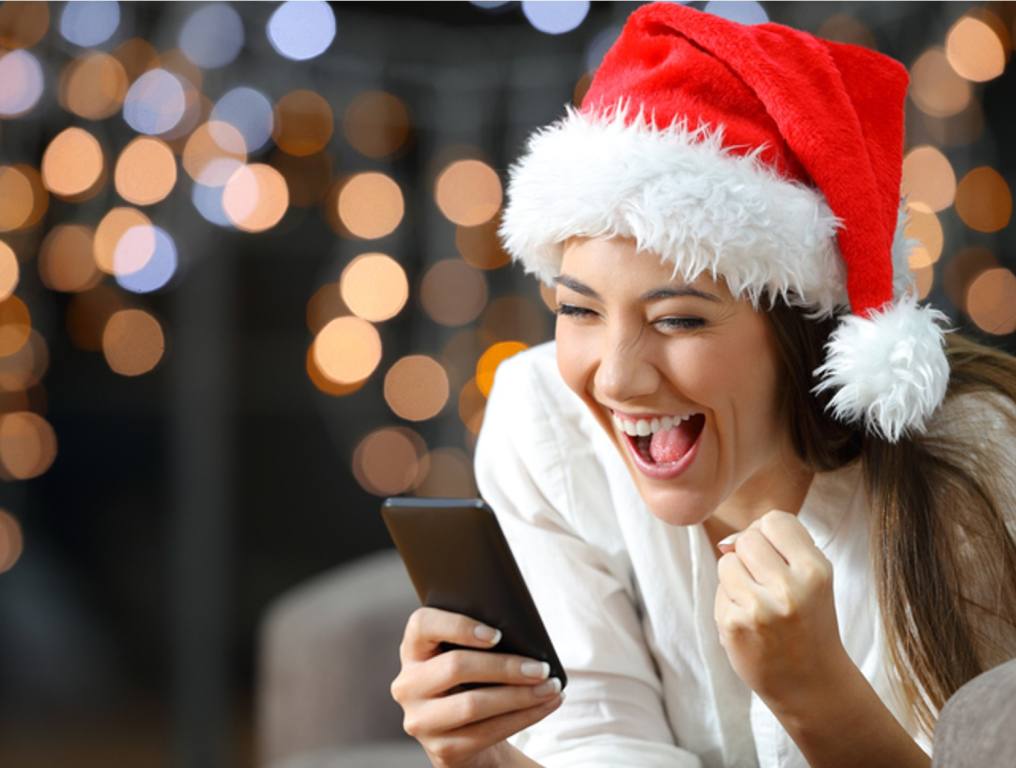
[498,1,951,443]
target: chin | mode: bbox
[638,483,716,527]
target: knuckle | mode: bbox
[402,712,419,737]
[390,675,403,702]
[443,650,468,681]
[457,693,481,722]
[430,739,461,764]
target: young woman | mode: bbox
[390,4,1016,767]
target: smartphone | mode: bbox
[381,496,567,692]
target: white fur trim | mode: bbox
[812,293,952,442]
[499,101,850,315]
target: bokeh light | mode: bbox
[38,224,102,293]
[222,163,289,232]
[476,341,527,397]
[179,2,245,69]
[0,165,34,231]
[183,121,247,186]
[0,509,23,574]
[0,2,49,49]
[8,164,48,230]
[336,172,404,239]
[273,90,333,157]
[910,48,971,118]
[305,282,348,335]
[41,127,105,199]
[59,0,119,47]
[434,159,502,226]
[212,87,274,154]
[455,217,510,270]
[305,342,365,397]
[115,137,178,205]
[816,14,877,48]
[966,268,1016,335]
[703,1,768,24]
[312,316,382,384]
[113,37,159,82]
[901,146,956,213]
[352,426,426,496]
[0,296,31,358]
[521,1,590,35]
[384,355,450,421]
[123,69,187,135]
[458,377,486,435]
[480,295,549,345]
[191,183,232,228]
[94,207,153,274]
[114,225,178,293]
[343,91,411,159]
[0,411,57,480]
[59,52,129,120]
[0,328,48,393]
[0,50,44,117]
[340,253,408,322]
[420,260,487,326]
[102,309,166,376]
[0,242,20,301]
[944,246,997,312]
[267,1,336,61]
[955,167,1012,233]
[413,446,477,497]
[904,207,944,269]
[945,14,1006,83]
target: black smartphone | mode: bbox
[380,496,567,692]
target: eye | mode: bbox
[655,317,705,330]
[554,303,596,319]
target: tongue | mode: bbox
[649,420,698,464]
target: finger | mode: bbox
[755,510,822,564]
[423,694,564,763]
[401,607,501,663]
[733,528,791,586]
[716,551,759,607]
[420,680,565,734]
[417,650,554,698]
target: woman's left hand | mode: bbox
[713,509,852,709]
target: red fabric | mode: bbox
[581,2,909,318]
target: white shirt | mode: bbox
[472,339,1012,768]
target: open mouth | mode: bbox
[623,413,706,466]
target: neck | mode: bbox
[703,445,814,555]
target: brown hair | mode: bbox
[766,299,1016,739]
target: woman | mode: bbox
[390,4,1016,767]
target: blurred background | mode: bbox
[0,1,1014,766]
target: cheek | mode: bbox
[555,324,593,397]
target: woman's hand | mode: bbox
[713,509,853,710]
[391,606,565,768]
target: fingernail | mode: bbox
[521,660,550,679]
[474,624,501,644]
[533,677,562,697]
[717,533,739,548]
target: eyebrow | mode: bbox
[553,274,721,303]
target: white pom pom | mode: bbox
[812,294,952,442]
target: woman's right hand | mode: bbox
[391,606,566,768]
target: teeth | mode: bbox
[611,412,699,437]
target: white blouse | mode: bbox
[472,339,1012,768]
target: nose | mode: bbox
[593,327,659,404]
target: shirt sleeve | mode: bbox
[473,353,703,768]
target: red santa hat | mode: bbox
[498,1,951,443]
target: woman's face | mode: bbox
[554,235,795,527]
